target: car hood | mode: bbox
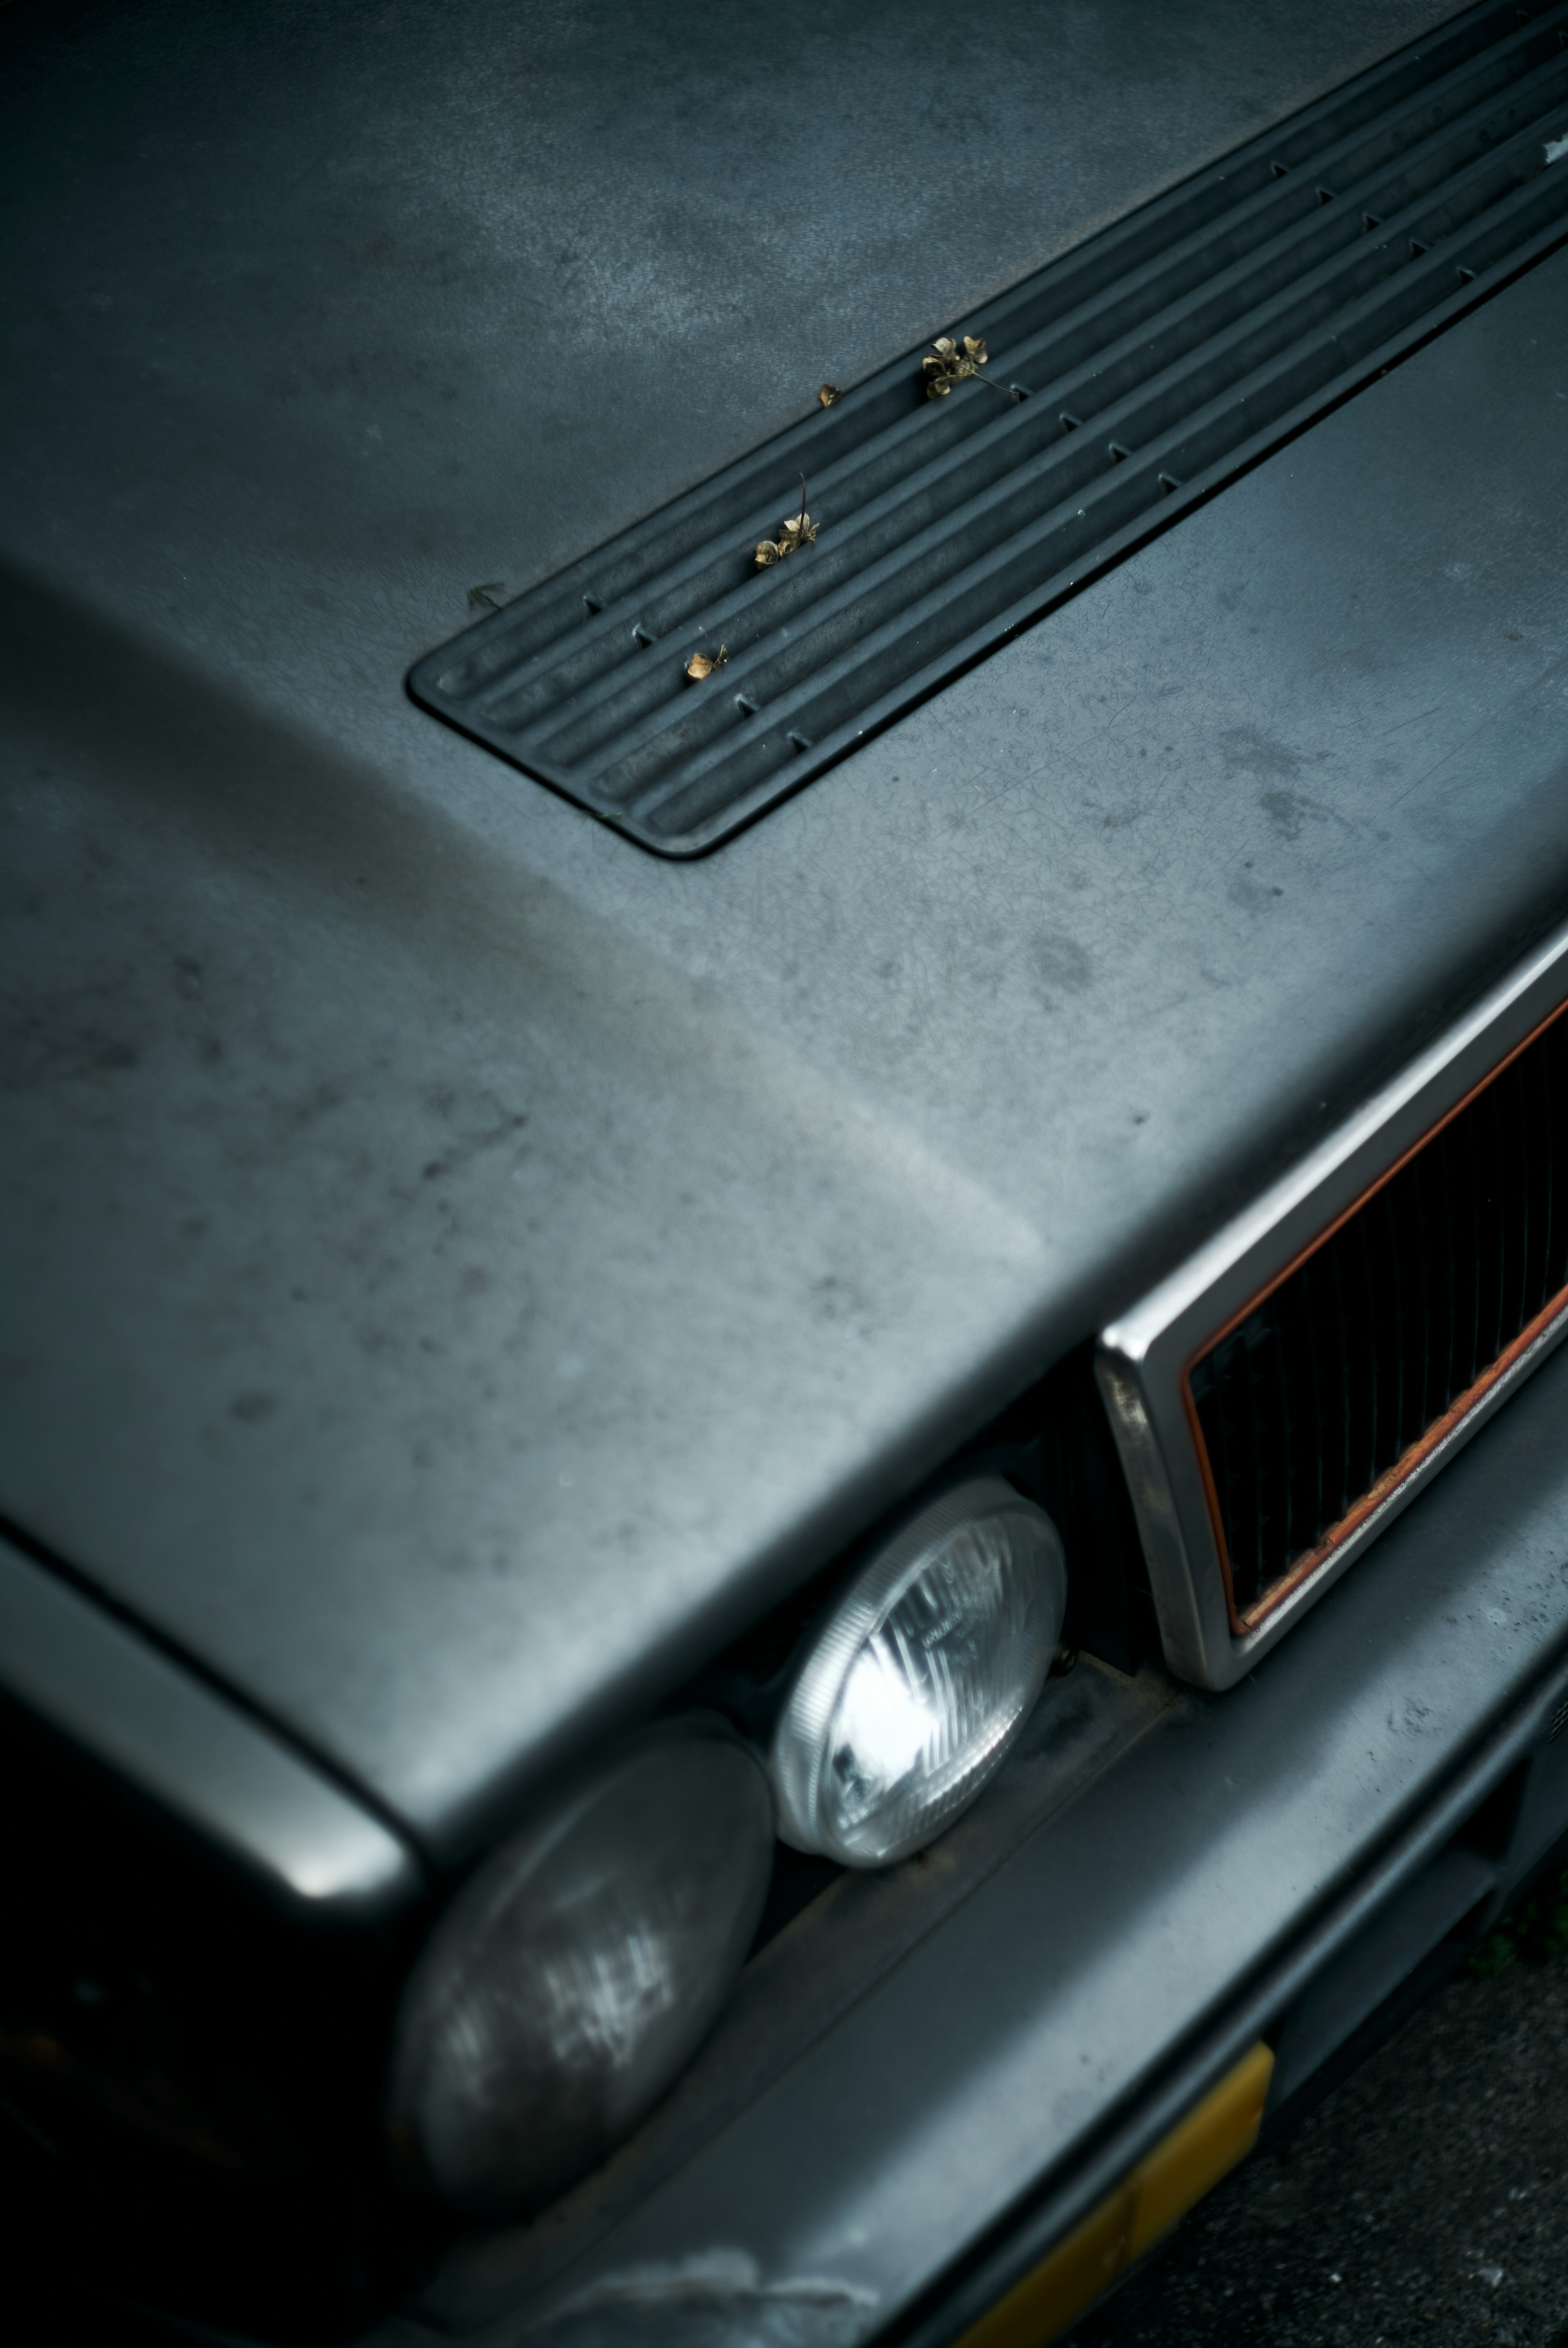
[4,0,1566,1864]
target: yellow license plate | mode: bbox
[959,2040,1274,2348]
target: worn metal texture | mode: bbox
[412,1319,1568,2348]
[6,0,1566,1862]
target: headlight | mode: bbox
[387,1717,773,2216]
[770,1476,1065,1868]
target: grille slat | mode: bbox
[1354,1208,1383,1497]
[1271,1312,1297,1572]
[1190,1007,1568,1621]
[1293,1254,1327,1557]
[1430,1129,1455,1423]
[1541,1021,1561,1308]
[1326,1234,1354,1527]
[1403,1147,1433,1443]
[1482,1077,1505,1367]
[1465,1099,1488,1388]
[1447,1119,1469,1393]
[1506,1059,1531,1339]
[413,0,1568,853]
[1526,1041,1551,1313]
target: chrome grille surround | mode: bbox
[1098,919,1568,1690]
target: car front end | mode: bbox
[6,2,1568,2341]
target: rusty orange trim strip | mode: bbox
[1183,990,1568,1636]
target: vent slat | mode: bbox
[1190,1006,1568,1620]
[412,0,1568,852]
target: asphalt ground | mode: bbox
[1070,1874,1568,2348]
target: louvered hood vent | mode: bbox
[411,0,1568,855]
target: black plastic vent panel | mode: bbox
[1189,1003,1568,1620]
[411,0,1568,854]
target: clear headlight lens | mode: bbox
[770,1476,1066,1868]
[387,1717,773,2216]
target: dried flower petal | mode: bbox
[685,644,729,680]
[818,383,840,407]
[756,475,821,566]
[775,509,819,556]
[923,339,964,395]
[921,332,1017,401]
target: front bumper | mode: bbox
[358,1328,1568,2348]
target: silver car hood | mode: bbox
[4,0,1564,1863]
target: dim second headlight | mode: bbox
[387,1717,773,2216]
